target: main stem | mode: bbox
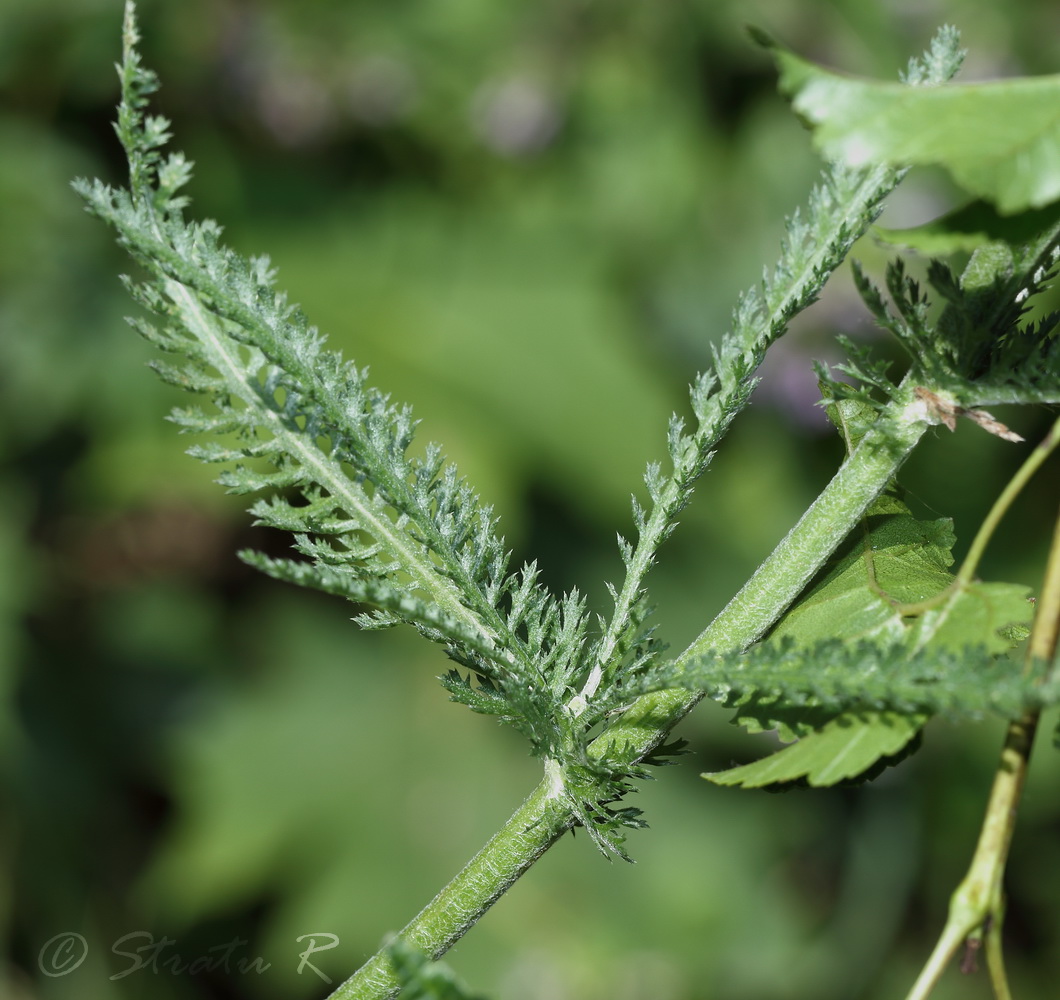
[330,395,928,1000]
[328,770,573,1000]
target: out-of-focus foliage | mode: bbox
[3,2,1060,999]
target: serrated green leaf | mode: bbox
[821,391,879,455]
[768,494,954,647]
[875,201,1060,255]
[705,711,924,788]
[759,34,1060,213]
[716,492,1032,776]
[770,494,1032,655]
[904,579,1033,654]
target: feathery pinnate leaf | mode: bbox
[819,210,1060,443]
[690,638,1058,726]
[75,4,704,859]
[75,6,1023,851]
[582,30,967,756]
[73,2,611,775]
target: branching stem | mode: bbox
[893,413,1060,622]
[905,493,1060,1000]
[905,712,1038,1000]
[955,415,1060,589]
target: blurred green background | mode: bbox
[3,1,1060,998]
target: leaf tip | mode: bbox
[745,25,776,52]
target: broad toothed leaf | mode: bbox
[770,493,1032,658]
[705,711,925,788]
[876,201,1060,255]
[756,28,1060,213]
[698,491,1034,787]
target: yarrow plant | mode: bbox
[76,4,1060,998]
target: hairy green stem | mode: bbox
[895,413,1060,624]
[684,393,926,658]
[328,770,572,1000]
